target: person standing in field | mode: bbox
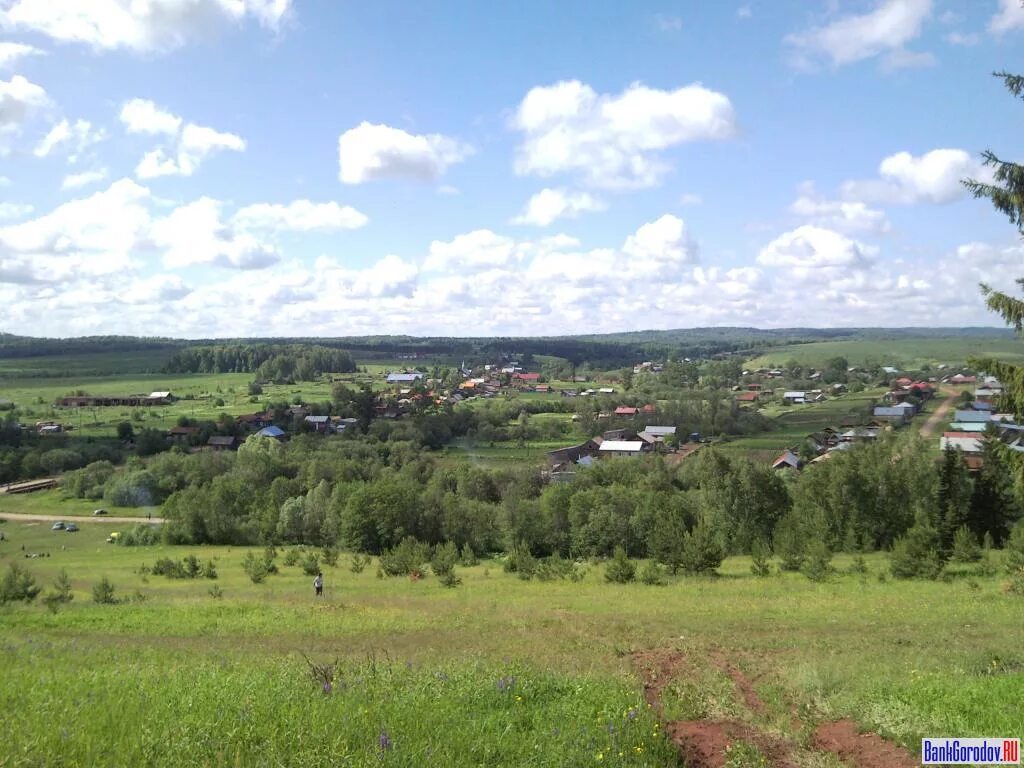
[313,572,323,597]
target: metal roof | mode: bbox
[598,440,645,452]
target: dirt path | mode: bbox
[919,387,958,439]
[632,648,918,768]
[0,512,163,524]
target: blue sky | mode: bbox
[0,0,1022,338]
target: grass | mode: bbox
[1,519,1022,765]
[0,489,130,517]
[745,338,1024,370]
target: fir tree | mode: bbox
[969,429,1020,545]
[936,446,972,555]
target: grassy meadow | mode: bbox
[1,518,1022,766]
[745,338,1024,370]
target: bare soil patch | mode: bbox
[814,719,918,768]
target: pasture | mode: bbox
[1,517,1022,766]
[745,338,1024,370]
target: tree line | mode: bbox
[162,344,357,379]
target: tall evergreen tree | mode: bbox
[936,446,972,554]
[969,429,1020,545]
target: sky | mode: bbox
[0,0,1022,339]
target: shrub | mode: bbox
[639,560,666,586]
[91,577,118,604]
[242,551,270,584]
[750,539,772,577]
[679,523,724,575]
[890,517,944,580]
[152,557,187,578]
[0,563,41,604]
[283,549,300,566]
[379,537,431,577]
[202,560,218,579]
[459,543,479,567]
[320,547,339,568]
[349,553,371,573]
[431,541,459,578]
[1006,523,1024,575]
[183,555,202,579]
[439,569,462,588]
[801,541,833,582]
[847,555,869,575]
[773,514,805,572]
[604,546,636,584]
[116,524,162,546]
[1005,567,1024,596]
[534,555,577,582]
[299,553,321,576]
[503,546,538,580]
[951,525,982,563]
[209,584,224,599]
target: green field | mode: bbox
[745,338,1024,369]
[1,518,1021,766]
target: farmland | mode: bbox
[745,338,1024,370]
[1,518,1022,766]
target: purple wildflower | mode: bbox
[378,729,392,751]
[626,707,638,721]
[322,680,332,695]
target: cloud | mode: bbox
[790,190,890,233]
[0,0,292,52]
[233,200,368,232]
[61,169,108,190]
[0,202,32,220]
[655,14,682,31]
[337,122,472,184]
[0,74,48,142]
[123,100,245,178]
[757,225,877,272]
[151,198,279,269]
[621,214,698,277]
[679,193,703,206]
[512,79,736,190]
[0,41,42,68]
[120,99,182,135]
[737,5,752,20]
[945,31,980,46]
[511,188,606,227]
[122,274,193,304]
[990,0,1024,34]
[33,118,105,161]
[841,148,990,204]
[785,0,933,69]
[423,229,518,272]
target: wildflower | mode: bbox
[625,707,638,721]
[378,729,392,752]
[515,695,523,703]
[595,752,603,761]
[322,680,332,695]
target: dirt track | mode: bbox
[918,387,959,439]
[0,512,163,524]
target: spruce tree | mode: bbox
[969,429,1020,544]
[936,446,972,554]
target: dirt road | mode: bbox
[0,512,164,524]
[919,387,959,439]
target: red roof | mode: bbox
[641,404,656,413]
[736,392,759,401]
[513,372,540,381]
[614,406,638,415]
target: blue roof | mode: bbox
[257,426,285,437]
[954,409,990,422]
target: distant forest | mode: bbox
[0,327,1015,370]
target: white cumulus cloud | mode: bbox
[0,74,48,143]
[0,41,42,68]
[152,198,279,270]
[786,0,933,69]
[120,99,182,135]
[233,200,369,232]
[34,118,105,161]
[790,191,891,233]
[990,0,1024,34]
[513,80,736,189]
[0,0,292,52]
[842,148,989,204]
[61,169,108,190]
[338,122,472,184]
[511,188,606,227]
[0,201,32,220]
[758,225,877,271]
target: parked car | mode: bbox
[65,523,79,532]
[51,521,65,530]
[93,508,108,516]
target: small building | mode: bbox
[783,391,806,405]
[872,406,910,425]
[257,425,287,441]
[954,409,991,424]
[941,432,982,454]
[168,425,199,443]
[736,392,759,403]
[638,426,676,444]
[771,450,801,471]
[304,415,332,433]
[386,372,425,384]
[512,372,541,383]
[207,435,241,451]
[949,374,976,385]
[614,406,639,417]
[598,440,649,457]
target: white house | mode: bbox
[598,440,648,457]
[386,372,425,384]
[638,426,676,443]
[783,391,806,404]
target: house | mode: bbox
[614,406,639,417]
[941,432,982,454]
[237,412,272,430]
[149,391,174,403]
[304,415,332,433]
[872,406,910,425]
[512,372,541,383]
[736,392,759,403]
[207,435,241,451]
[881,366,900,375]
[546,439,602,468]
[783,391,806,405]
[168,425,199,443]
[746,383,763,391]
[257,425,287,441]
[334,417,359,431]
[597,387,615,394]
[602,428,637,441]
[638,426,676,444]
[771,450,801,471]
[949,374,976,385]
[954,409,991,424]
[534,384,551,393]
[598,440,649,457]
[386,372,425,384]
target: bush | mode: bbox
[951,525,982,563]
[202,560,218,579]
[283,549,300,567]
[750,539,772,577]
[604,546,636,583]
[320,547,339,568]
[116,524,162,546]
[91,577,118,604]
[379,536,431,577]
[183,555,201,579]
[534,555,578,582]
[774,514,805,572]
[1004,567,1024,596]
[801,541,833,582]
[0,563,41,604]
[152,557,187,578]
[242,551,270,584]
[439,569,462,588]
[209,584,224,599]
[639,560,666,585]
[891,517,944,580]
[1005,523,1024,575]
[431,541,459,578]
[847,555,869,575]
[679,523,724,575]
[349,553,371,573]
[459,543,479,567]
[503,546,538,580]
[299,553,321,576]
